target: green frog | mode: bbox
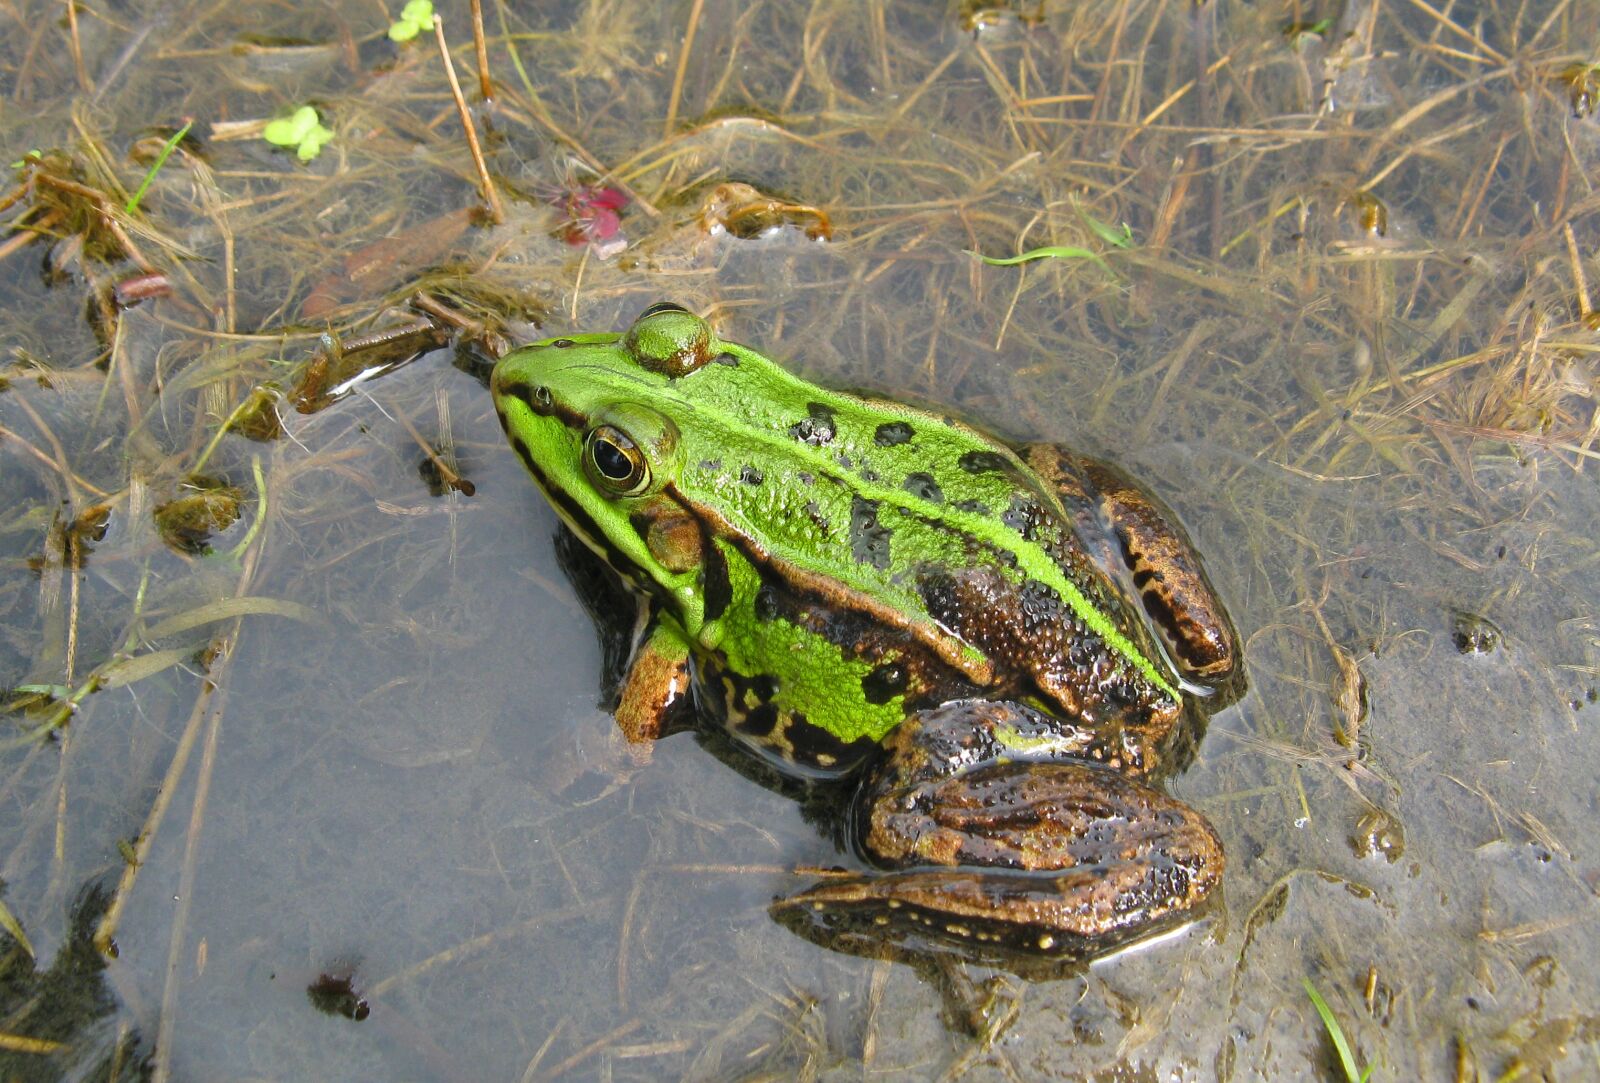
[491,303,1238,958]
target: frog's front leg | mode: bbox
[780,701,1223,956]
[611,604,693,763]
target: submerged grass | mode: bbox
[1304,978,1374,1083]
[0,0,1598,1078]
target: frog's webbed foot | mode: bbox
[1021,445,1238,688]
[774,702,1223,959]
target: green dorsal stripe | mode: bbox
[700,344,1181,701]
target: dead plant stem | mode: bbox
[433,15,504,224]
[470,0,492,101]
[663,0,705,138]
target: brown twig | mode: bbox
[63,0,92,93]
[433,15,504,224]
[663,0,705,138]
[470,0,492,102]
[0,208,63,265]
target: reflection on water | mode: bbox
[3,0,1598,1078]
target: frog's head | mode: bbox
[490,303,718,621]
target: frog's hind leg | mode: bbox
[1022,445,1237,686]
[775,701,1224,959]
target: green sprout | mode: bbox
[970,245,1113,274]
[9,149,42,170]
[1303,979,1374,1083]
[125,120,193,214]
[1078,209,1134,249]
[262,106,334,162]
[388,0,435,42]
[1285,19,1334,50]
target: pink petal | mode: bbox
[584,208,621,240]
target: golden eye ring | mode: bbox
[584,425,650,495]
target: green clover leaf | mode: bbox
[263,106,334,162]
[388,0,434,42]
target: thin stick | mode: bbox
[663,0,705,137]
[433,15,504,224]
[151,642,229,1083]
[0,208,61,264]
[64,0,92,93]
[470,0,492,102]
[94,674,218,956]
[378,392,473,496]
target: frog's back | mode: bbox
[662,347,1180,766]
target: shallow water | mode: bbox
[3,1,1599,1079]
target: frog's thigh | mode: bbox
[1023,444,1236,682]
[787,703,1224,951]
[615,611,693,751]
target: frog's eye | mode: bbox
[584,424,650,496]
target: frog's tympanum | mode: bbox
[492,303,1239,961]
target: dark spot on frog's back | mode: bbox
[959,450,1014,475]
[849,496,892,570]
[861,662,908,704]
[874,421,914,447]
[754,580,782,621]
[741,465,764,485]
[789,402,837,446]
[803,499,831,535]
[902,472,942,503]
[1001,495,1039,533]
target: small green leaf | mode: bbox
[263,106,333,161]
[11,683,71,700]
[144,595,328,638]
[284,108,314,143]
[1286,19,1334,49]
[1081,213,1134,249]
[389,0,434,42]
[295,122,335,161]
[99,648,193,689]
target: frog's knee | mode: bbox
[1072,454,1238,685]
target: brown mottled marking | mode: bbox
[773,699,1224,946]
[1074,458,1236,681]
[1022,445,1237,685]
